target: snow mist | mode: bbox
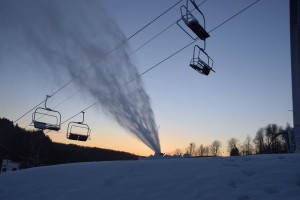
[0,0,161,153]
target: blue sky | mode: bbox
[0,0,292,156]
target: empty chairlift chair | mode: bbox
[189,45,215,76]
[67,111,91,142]
[32,95,61,131]
[177,0,210,41]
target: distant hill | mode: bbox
[0,118,138,168]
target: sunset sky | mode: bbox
[0,0,292,156]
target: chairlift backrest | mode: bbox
[78,135,89,141]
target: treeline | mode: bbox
[174,140,222,157]
[252,123,292,154]
[228,123,292,156]
[0,118,138,168]
[173,123,292,157]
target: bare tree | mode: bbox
[227,138,239,152]
[265,124,278,145]
[174,148,182,156]
[253,128,265,153]
[189,143,196,156]
[227,138,240,156]
[184,143,197,156]
[253,123,290,154]
[242,135,254,155]
[285,122,292,131]
[281,123,292,152]
[198,144,205,156]
[204,146,210,156]
[210,140,222,156]
[265,124,284,153]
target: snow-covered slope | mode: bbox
[1,154,300,200]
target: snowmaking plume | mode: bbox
[0,0,161,153]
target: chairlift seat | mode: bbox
[189,64,201,71]
[201,66,210,75]
[199,60,209,67]
[68,133,79,140]
[68,133,88,141]
[33,121,47,130]
[198,60,211,75]
[189,62,211,76]
[187,19,210,40]
[78,135,88,141]
[199,60,214,75]
[47,125,60,131]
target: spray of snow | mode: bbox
[0,0,160,153]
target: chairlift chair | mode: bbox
[189,45,215,76]
[67,111,91,142]
[177,0,210,41]
[32,95,61,131]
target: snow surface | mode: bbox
[1,154,300,200]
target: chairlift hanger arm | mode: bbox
[44,95,52,111]
[189,0,206,28]
[78,111,85,124]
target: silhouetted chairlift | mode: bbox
[67,111,91,142]
[189,45,215,76]
[32,95,61,131]
[177,0,210,41]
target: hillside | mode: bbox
[0,154,300,200]
[0,118,138,168]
